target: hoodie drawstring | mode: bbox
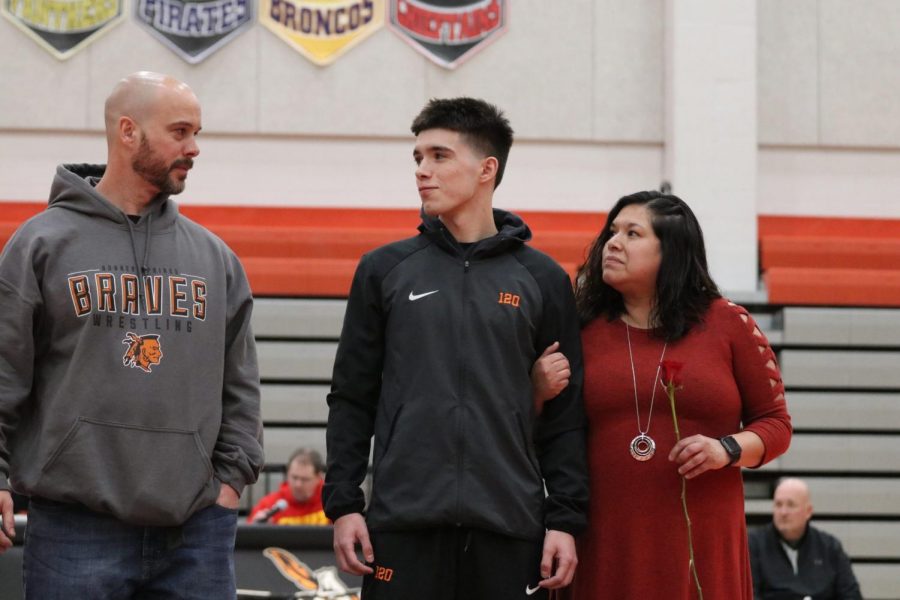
[125,213,153,313]
[142,213,153,280]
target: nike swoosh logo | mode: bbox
[525,584,541,595]
[408,290,439,301]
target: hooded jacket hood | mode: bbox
[49,163,179,228]
[418,208,532,259]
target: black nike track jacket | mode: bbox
[323,209,589,541]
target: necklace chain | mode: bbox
[625,324,667,435]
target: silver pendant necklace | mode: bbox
[625,323,667,461]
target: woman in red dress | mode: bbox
[562,191,791,599]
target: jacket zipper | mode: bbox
[456,258,470,525]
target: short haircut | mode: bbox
[410,97,514,188]
[286,447,326,474]
[575,191,721,341]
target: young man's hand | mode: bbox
[333,513,374,575]
[538,529,577,589]
[531,342,571,414]
[0,491,16,554]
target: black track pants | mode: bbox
[361,527,549,600]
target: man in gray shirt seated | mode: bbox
[749,478,862,600]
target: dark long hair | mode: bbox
[575,191,721,341]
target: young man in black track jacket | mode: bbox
[324,98,589,599]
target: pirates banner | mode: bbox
[259,0,384,66]
[1,0,124,60]
[388,0,506,69]
[135,0,256,64]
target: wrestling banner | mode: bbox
[259,0,384,66]
[387,0,507,69]
[2,0,124,60]
[134,0,256,64]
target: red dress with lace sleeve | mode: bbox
[565,298,791,599]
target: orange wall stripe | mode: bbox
[759,215,900,238]
[760,235,900,270]
[765,267,900,306]
[5,203,900,304]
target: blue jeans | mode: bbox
[23,497,238,599]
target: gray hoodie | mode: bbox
[0,164,264,526]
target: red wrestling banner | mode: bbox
[388,0,507,69]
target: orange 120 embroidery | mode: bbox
[497,292,520,307]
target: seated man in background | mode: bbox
[749,477,862,600]
[249,448,329,525]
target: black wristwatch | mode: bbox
[719,435,742,466]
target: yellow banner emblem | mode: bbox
[259,0,384,65]
[2,0,123,59]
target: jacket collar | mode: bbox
[418,208,532,259]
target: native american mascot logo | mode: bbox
[122,333,164,373]
[260,547,361,599]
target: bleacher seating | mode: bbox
[759,215,900,306]
[3,203,900,598]
[247,296,900,598]
[744,306,900,599]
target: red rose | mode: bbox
[660,359,684,386]
[660,357,702,597]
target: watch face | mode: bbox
[721,436,741,461]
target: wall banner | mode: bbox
[135,0,256,64]
[1,0,124,60]
[388,0,506,69]
[259,0,384,66]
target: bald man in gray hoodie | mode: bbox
[0,72,263,599]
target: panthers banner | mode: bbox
[388,0,507,69]
[259,0,384,66]
[1,0,124,60]
[135,0,256,63]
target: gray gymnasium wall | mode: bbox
[1,1,898,148]
[2,1,899,224]
[758,0,900,148]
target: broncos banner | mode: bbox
[388,0,507,69]
[135,0,255,64]
[1,0,124,60]
[259,0,384,66]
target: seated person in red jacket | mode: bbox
[248,448,329,525]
